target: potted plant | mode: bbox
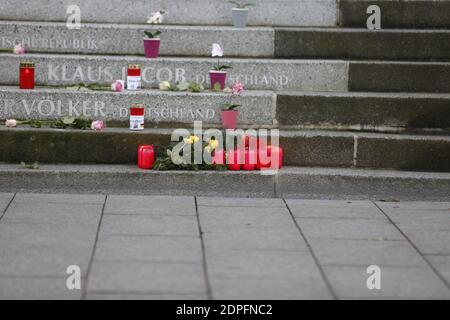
[209,43,232,90]
[144,11,164,58]
[228,1,254,28]
[221,81,243,129]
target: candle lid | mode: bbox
[20,62,35,68]
[131,103,144,108]
[128,64,141,69]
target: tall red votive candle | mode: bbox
[19,62,35,89]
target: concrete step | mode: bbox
[1,86,449,133]
[0,21,274,57]
[339,0,450,29]
[4,21,450,61]
[349,61,450,93]
[0,163,448,200]
[1,127,449,172]
[0,53,348,91]
[0,0,337,27]
[0,86,276,128]
[275,28,450,61]
[277,91,450,133]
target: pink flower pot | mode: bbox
[209,71,227,90]
[143,38,160,58]
[221,110,238,129]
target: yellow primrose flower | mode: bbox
[208,139,219,150]
[184,135,200,145]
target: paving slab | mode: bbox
[0,242,92,277]
[285,199,385,219]
[323,265,450,299]
[425,256,450,286]
[87,261,206,294]
[376,201,450,220]
[99,214,199,237]
[12,192,105,204]
[198,206,295,230]
[0,218,100,246]
[308,238,425,267]
[205,249,317,279]
[105,195,195,216]
[95,234,202,263]
[86,292,207,300]
[202,228,308,252]
[295,218,405,241]
[388,226,450,256]
[0,53,349,91]
[205,247,332,299]
[197,197,285,208]
[0,277,82,300]
[210,275,332,300]
[0,193,14,213]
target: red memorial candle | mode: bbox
[138,145,155,169]
[242,148,257,171]
[19,62,35,89]
[227,149,242,171]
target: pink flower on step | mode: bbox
[232,81,244,95]
[91,120,105,131]
[111,80,124,92]
[13,44,25,55]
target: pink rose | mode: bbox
[91,120,105,131]
[13,44,25,55]
[232,81,244,95]
[111,80,124,92]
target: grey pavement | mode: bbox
[0,192,449,300]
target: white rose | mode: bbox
[5,119,17,127]
[159,81,171,91]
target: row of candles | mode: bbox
[19,62,144,91]
[138,142,283,171]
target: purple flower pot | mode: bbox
[143,38,160,58]
[209,71,227,90]
[221,110,238,129]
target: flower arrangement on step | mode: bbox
[4,116,104,131]
[153,136,227,171]
[221,81,244,129]
[144,11,164,58]
[159,81,205,93]
[210,43,232,91]
[228,0,254,28]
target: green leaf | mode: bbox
[176,82,190,91]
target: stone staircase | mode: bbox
[0,0,449,199]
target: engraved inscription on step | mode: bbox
[0,98,216,122]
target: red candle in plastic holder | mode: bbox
[257,145,283,170]
[138,145,155,169]
[227,149,242,171]
[242,149,257,171]
[19,62,35,89]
